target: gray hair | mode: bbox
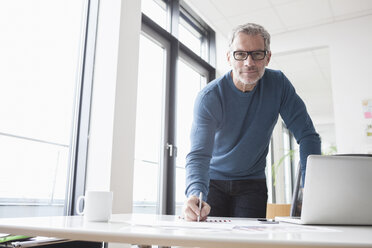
[228,23,271,51]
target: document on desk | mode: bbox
[232,224,340,233]
[125,218,236,231]
[124,217,339,233]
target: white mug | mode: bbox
[76,191,113,222]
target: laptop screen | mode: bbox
[300,155,372,225]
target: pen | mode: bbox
[197,192,203,222]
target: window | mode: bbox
[268,120,297,204]
[133,0,215,214]
[270,123,298,204]
[265,139,274,203]
[179,16,207,60]
[133,33,168,214]
[0,0,97,217]
[175,56,208,215]
[179,4,212,62]
[282,126,294,203]
[291,134,300,190]
[141,0,169,30]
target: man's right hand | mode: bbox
[182,195,211,221]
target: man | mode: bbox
[183,23,321,221]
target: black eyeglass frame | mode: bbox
[232,50,267,61]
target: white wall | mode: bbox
[271,15,372,154]
[86,0,142,214]
[215,32,230,77]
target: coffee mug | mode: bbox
[76,191,113,222]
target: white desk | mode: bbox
[0,214,372,248]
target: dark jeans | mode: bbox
[207,179,268,218]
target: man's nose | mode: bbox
[244,55,255,66]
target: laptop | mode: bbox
[276,155,372,225]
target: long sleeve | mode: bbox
[185,90,220,200]
[279,72,321,185]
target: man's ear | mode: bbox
[227,51,232,66]
[265,51,272,66]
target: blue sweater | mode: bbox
[185,69,321,200]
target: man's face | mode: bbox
[227,33,271,86]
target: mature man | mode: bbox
[183,23,321,221]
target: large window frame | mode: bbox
[133,24,171,214]
[136,0,215,215]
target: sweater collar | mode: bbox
[225,70,261,97]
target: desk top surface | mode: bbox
[0,213,372,248]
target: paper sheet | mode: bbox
[124,217,339,233]
[126,218,237,231]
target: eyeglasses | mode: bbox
[233,50,267,61]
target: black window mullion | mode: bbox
[169,0,180,38]
[164,0,179,215]
[164,39,179,215]
[208,31,216,68]
[67,0,100,216]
